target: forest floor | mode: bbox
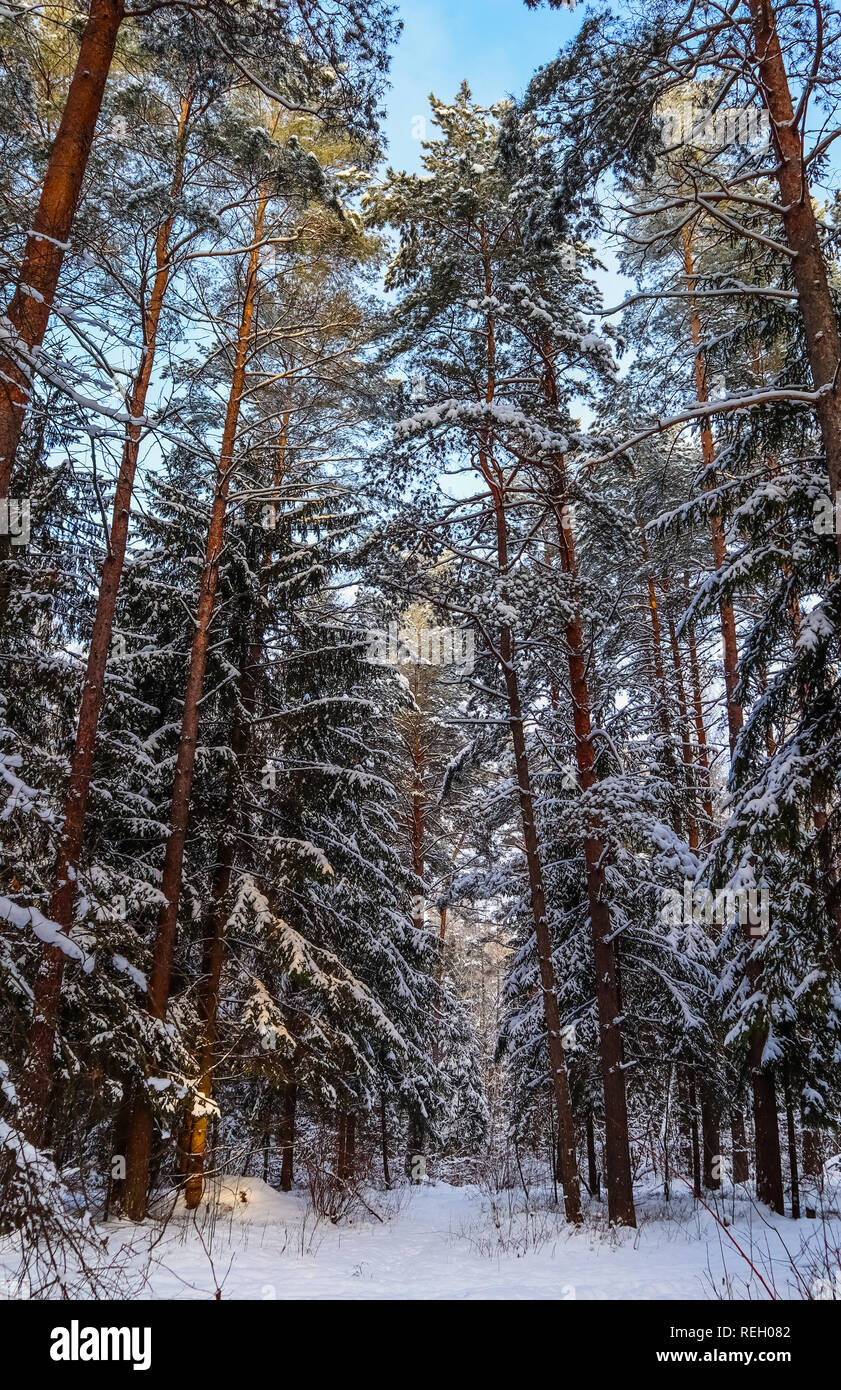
[31,1170,834,1301]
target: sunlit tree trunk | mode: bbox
[18,91,195,1147]
[0,0,125,497]
[546,456,636,1228]
[747,0,841,565]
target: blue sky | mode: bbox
[382,0,582,172]
[379,1,630,319]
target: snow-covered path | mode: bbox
[90,1177,839,1300]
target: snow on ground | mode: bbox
[24,1175,832,1301]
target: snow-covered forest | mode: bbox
[1,0,841,1310]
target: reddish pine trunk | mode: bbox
[18,95,194,1147]
[488,481,582,1224]
[0,0,124,496]
[122,197,267,1220]
[536,332,636,1225]
[747,0,841,564]
[548,466,636,1228]
[476,275,581,1222]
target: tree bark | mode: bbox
[0,0,125,496]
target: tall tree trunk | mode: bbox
[122,195,267,1220]
[0,0,124,497]
[683,223,784,1213]
[488,481,582,1225]
[547,461,636,1228]
[475,274,582,1224]
[747,0,841,565]
[18,93,194,1147]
